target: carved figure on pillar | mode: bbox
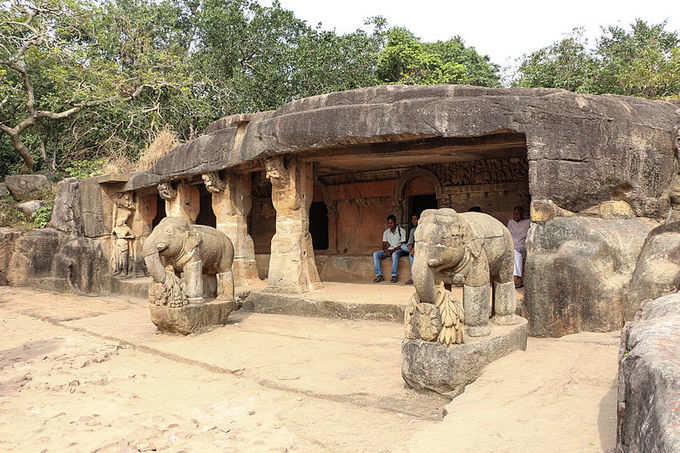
[202,172,226,193]
[157,182,177,200]
[111,192,135,277]
[265,156,321,292]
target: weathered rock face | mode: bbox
[79,179,113,238]
[4,174,49,201]
[525,216,656,337]
[0,228,22,285]
[627,222,680,319]
[48,178,82,234]
[617,293,680,453]
[133,85,679,219]
[0,183,8,198]
[7,229,112,294]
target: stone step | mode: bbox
[111,276,151,299]
[241,282,411,323]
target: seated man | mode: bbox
[373,214,409,283]
[507,206,531,288]
[405,214,419,285]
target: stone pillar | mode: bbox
[131,193,157,276]
[265,156,321,293]
[327,201,338,253]
[159,182,199,223]
[210,172,259,286]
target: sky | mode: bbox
[268,0,678,71]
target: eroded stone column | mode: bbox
[131,192,157,276]
[265,157,321,293]
[158,182,199,223]
[209,172,259,286]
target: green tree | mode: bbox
[513,20,680,98]
[0,0,209,173]
[194,0,385,114]
[377,27,500,87]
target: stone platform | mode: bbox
[149,299,235,335]
[402,317,528,398]
[242,281,414,322]
[85,277,526,325]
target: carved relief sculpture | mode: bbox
[111,192,135,277]
[202,172,226,193]
[143,216,235,307]
[408,208,519,339]
[157,182,177,200]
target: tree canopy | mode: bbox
[512,19,680,98]
[1,0,677,179]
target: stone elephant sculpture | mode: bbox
[142,216,234,303]
[412,208,518,337]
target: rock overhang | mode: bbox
[119,84,679,218]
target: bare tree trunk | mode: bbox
[8,132,35,171]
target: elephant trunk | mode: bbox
[143,241,167,283]
[413,246,437,303]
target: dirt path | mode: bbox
[0,287,616,452]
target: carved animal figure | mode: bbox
[412,208,518,337]
[143,216,234,303]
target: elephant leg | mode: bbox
[184,259,204,303]
[492,281,519,325]
[464,284,491,337]
[217,270,234,302]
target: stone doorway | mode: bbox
[195,184,216,227]
[408,193,438,219]
[309,201,329,250]
[152,195,166,228]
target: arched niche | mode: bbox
[392,168,443,224]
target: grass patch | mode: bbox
[136,127,180,171]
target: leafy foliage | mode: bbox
[32,199,51,227]
[377,27,500,87]
[513,20,680,98]
[64,159,104,179]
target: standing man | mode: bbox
[405,214,419,285]
[507,206,531,288]
[373,215,409,283]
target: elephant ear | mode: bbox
[467,238,483,258]
[183,231,202,253]
[461,223,482,258]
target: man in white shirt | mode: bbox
[373,214,409,283]
[507,206,531,288]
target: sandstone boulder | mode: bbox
[627,222,680,319]
[617,292,680,452]
[48,178,82,234]
[0,183,8,198]
[4,174,49,201]
[8,228,112,293]
[524,216,656,336]
[16,200,43,218]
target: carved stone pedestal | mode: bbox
[401,317,528,398]
[149,299,234,335]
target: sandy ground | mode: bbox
[0,286,615,453]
